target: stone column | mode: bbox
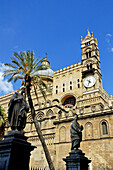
[63,149,91,170]
[0,131,36,170]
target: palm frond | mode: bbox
[33,56,40,65]
[18,52,26,68]
[32,64,49,75]
[4,50,51,100]
[10,57,21,67]
[13,52,22,61]
[14,76,23,82]
[4,63,18,69]
[7,76,14,82]
[38,75,53,82]
[3,70,18,77]
[33,58,44,70]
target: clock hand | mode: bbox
[87,79,91,86]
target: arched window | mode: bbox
[59,126,66,142]
[56,85,58,94]
[70,81,72,90]
[63,97,76,106]
[86,52,88,58]
[89,51,91,57]
[46,109,53,117]
[87,64,89,70]
[85,122,93,139]
[63,83,65,92]
[90,63,92,69]
[86,51,91,58]
[102,122,108,135]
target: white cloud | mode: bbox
[10,45,19,52]
[106,33,112,37]
[0,63,14,95]
[105,33,112,44]
[105,33,113,53]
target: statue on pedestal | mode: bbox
[70,114,83,151]
[8,89,29,131]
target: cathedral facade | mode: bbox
[0,31,113,169]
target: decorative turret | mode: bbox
[81,30,99,62]
[81,30,101,79]
[41,56,50,66]
[37,55,54,77]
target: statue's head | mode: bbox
[74,114,78,121]
[20,87,25,95]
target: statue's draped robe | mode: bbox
[70,120,82,150]
[8,93,29,130]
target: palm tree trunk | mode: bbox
[33,84,39,104]
[26,77,55,170]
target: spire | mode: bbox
[45,52,47,60]
[81,36,83,42]
[87,29,91,36]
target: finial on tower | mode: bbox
[81,36,83,42]
[91,32,94,37]
[87,29,91,36]
[45,52,48,60]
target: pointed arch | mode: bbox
[46,109,53,117]
[100,119,109,136]
[36,111,44,120]
[59,126,66,142]
[27,114,33,122]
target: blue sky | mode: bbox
[0,0,113,96]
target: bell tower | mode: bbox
[81,30,102,91]
[76,31,109,115]
[81,30,100,63]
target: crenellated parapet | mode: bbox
[54,62,82,76]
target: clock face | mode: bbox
[83,75,96,88]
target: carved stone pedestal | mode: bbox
[0,131,36,170]
[63,149,91,170]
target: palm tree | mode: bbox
[3,51,55,170]
[0,105,5,140]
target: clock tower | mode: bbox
[77,31,109,114]
[81,30,102,92]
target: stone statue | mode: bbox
[8,90,29,131]
[70,114,83,151]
